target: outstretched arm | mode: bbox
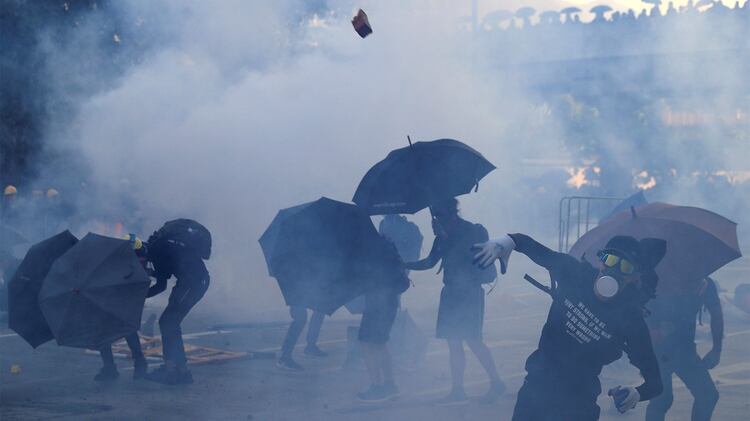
[404,237,441,271]
[473,232,580,276]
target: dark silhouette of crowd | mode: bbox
[476,1,748,61]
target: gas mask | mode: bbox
[594,251,639,301]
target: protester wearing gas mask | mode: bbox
[473,233,666,420]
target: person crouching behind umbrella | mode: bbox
[143,220,212,385]
[357,240,411,402]
[95,235,150,381]
[473,234,666,420]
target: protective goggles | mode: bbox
[597,252,636,275]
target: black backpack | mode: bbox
[149,219,212,260]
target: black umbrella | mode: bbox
[260,197,400,314]
[353,138,496,215]
[38,233,150,349]
[8,230,78,348]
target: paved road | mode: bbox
[2,274,749,420]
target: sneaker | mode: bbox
[276,357,304,372]
[357,384,388,403]
[436,389,468,406]
[94,365,119,382]
[478,379,506,405]
[133,359,148,380]
[303,346,328,358]
[146,365,193,386]
[382,382,400,399]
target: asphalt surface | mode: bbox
[2,261,749,420]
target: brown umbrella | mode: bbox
[569,202,741,294]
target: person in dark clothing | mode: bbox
[95,235,150,381]
[473,234,665,420]
[405,198,504,405]
[645,277,723,421]
[143,220,212,385]
[357,238,410,402]
[276,306,327,372]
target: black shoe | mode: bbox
[276,357,304,372]
[478,379,506,405]
[303,346,328,358]
[133,360,148,380]
[147,365,193,385]
[436,389,468,406]
[357,384,388,403]
[94,365,120,382]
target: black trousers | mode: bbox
[280,306,325,359]
[159,278,209,368]
[645,348,718,421]
[512,374,600,421]
[100,332,145,367]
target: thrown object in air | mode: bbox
[352,9,372,38]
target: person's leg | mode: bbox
[100,346,115,368]
[157,279,209,378]
[361,342,383,385]
[674,353,719,421]
[95,345,119,381]
[125,332,147,378]
[281,306,307,360]
[645,362,675,421]
[467,339,505,403]
[466,339,501,383]
[305,311,325,348]
[126,332,145,362]
[379,343,394,386]
[447,339,466,393]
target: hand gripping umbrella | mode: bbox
[38,233,150,349]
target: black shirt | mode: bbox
[511,233,662,401]
[405,219,495,289]
[146,241,209,298]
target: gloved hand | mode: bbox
[472,235,515,273]
[702,346,721,369]
[608,386,640,414]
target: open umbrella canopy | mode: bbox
[353,139,495,215]
[8,230,78,348]
[38,233,150,349]
[569,203,741,294]
[260,197,400,314]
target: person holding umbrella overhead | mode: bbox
[473,234,666,420]
[405,198,504,405]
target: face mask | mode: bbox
[594,274,621,300]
